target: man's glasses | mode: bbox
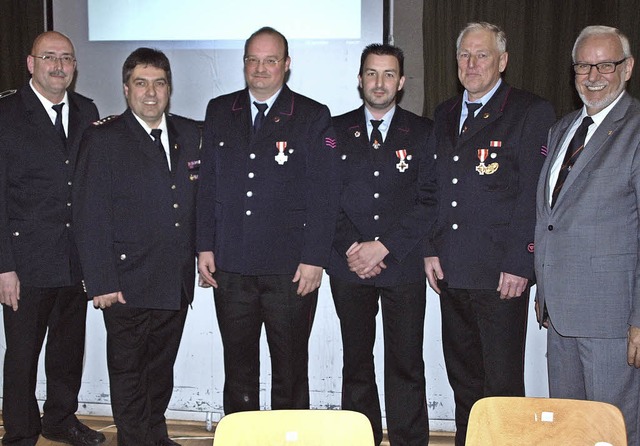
[243,57,284,67]
[572,58,627,75]
[31,54,76,66]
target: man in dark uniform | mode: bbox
[196,27,339,413]
[73,48,201,446]
[423,22,556,446]
[0,31,104,446]
[328,44,437,446]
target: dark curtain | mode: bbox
[423,0,640,118]
[0,0,46,93]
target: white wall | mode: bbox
[0,0,549,433]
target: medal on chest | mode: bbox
[396,149,409,172]
[275,141,288,165]
[475,148,499,175]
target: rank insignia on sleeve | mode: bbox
[325,137,337,149]
[540,145,548,157]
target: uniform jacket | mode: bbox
[196,85,340,275]
[425,82,556,289]
[73,109,201,310]
[0,85,98,287]
[327,106,438,286]
[535,92,640,338]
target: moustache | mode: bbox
[49,70,67,77]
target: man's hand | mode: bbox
[628,325,640,368]
[292,263,323,296]
[534,300,549,328]
[93,291,125,310]
[424,256,444,294]
[0,271,20,311]
[346,241,389,279]
[497,272,528,299]
[198,251,218,288]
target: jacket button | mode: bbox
[548,225,554,231]
[120,254,126,260]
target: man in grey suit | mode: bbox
[535,25,640,445]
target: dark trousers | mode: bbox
[440,287,529,446]
[213,270,317,414]
[103,303,188,446]
[2,283,87,446]
[330,277,429,446]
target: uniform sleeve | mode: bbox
[195,99,217,253]
[500,99,556,279]
[300,104,341,267]
[73,127,120,297]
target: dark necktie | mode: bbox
[551,116,593,208]
[52,103,66,144]
[253,102,268,133]
[150,128,168,165]
[370,119,383,149]
[460,102,482,135]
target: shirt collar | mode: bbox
[463,78,502,108]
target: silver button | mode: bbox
[120,254,127,260]
[374,171,380,177]
[65,159,70,164]
[65,222,71,228]
[250,153,256,159]
[451,201,457,207]
[452,178,458,184]
[374,236,379,241]
[171,184,176,190]
[66,202,71,207]
[219,141,225,147]
[246,191,253,197]
[373,215,380,221]
[246,210,252,216]
[452,223,458,230]
[173,203,179,209]
[175,222,180,227]
[248,172,255,178]
[68,181,72,186]
[434,154,438,160]
[373,193,380,199]
[453,155,459,162]
[341,154,347,160]
[12,231,19,236]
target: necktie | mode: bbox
[150,128,168,165]
[551,116,593,208]
[460,102,482,135]
[370,119,383,149]
[52,103,66,144]
[253,102,268,133]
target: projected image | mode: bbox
[88,0,361,41]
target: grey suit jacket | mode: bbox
[535,92,640,338]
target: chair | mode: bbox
[213,409,374,446]
[466,396,627,446]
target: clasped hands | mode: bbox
[346,241,389,279]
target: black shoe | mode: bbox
[41,422,106,445]
[155,437,182,446]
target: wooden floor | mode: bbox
[0,415,455,445]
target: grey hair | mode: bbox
[456,22,507,54]
[572,25,632,61]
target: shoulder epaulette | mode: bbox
[0,89,17,100]
[92,115,120,126]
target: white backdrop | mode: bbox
[0,0,549,432]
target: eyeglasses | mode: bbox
[243,56,284,67]
[31,54,76,66]
[572,58,627,75]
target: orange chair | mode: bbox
[213,409,374,446]
[466,396,627,446]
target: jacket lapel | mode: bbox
[20,86,67,155]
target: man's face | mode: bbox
[358,54,405,117]
[456,29,508,102]
[27,32,76,102]
[123,64,170,128]
[574,33,634,115]
[244,33,290,101]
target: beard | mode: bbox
[577,79,626,112]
